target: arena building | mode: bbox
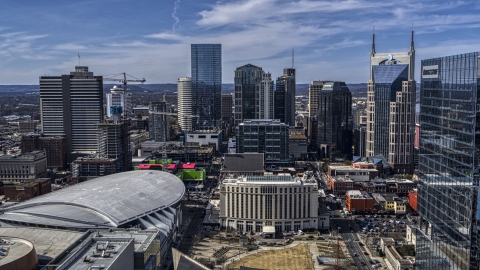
[0,170,185,234]
[219,173,319,233]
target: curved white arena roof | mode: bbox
[0,170,185,229]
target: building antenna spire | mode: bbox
[292,49,294,68]
[410,23,415,51]
[371,26,376,55]
[78,53,80,66]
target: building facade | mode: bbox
[236,119,290,165]
[317,81,352,159]
[366,32,416,174]
[275,68,296,126]
[21,135,67,169]
[97,121,131,172]
[308,81,326,147]
[415,52,480,270]
[0,151,47,182]
[40,66,103,162]
[221,94,233,123]
[177,77,193,132]
[191,44,222,129]
[149,101,170,142]
[219,174,318,232]
[234,64,263,126]
[106,85,132,119]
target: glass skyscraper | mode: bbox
[317,81,352,160]
[366,31,416,174]
[416,52,480,270]
[191,44,222,129]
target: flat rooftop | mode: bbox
[0,227,84,260]
[0,237,35,266]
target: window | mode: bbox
[198,135,206,138]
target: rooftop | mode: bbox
[0,237,35,267]
[0,171,185,229]
[221,153,264,173]
[0,227,83,262]
[346,190,371,199]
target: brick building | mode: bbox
[0,178,51,201]
[408,188,418,212]
[346,190,374,212]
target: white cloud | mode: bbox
[54,43,87,50]
[145,32,186,40]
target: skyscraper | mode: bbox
[275,68,296,126]
[97,121,131,171]
[233,64,274,126]
[366,31,415,174]
[177,77,193,132]
[149,101,170,142]
[415,52,480,270]
[191,44,222,129]
[317,81,352,159]
[40,66,103,162]
[106,85,132,119]
[308,81,326,147]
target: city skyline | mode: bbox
[0,0,479,84]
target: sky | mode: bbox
[0,0,479,85]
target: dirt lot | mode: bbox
[225,244,314,270]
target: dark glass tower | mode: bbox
[275,68,296,126]
[234,64,263,126]
[191,44,222,129]
[317,81,352,159]
[416,52,480,270]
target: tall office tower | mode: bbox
[366,31,415,174]
[415,52,480,270]
[106,85,132,119]
[259,72,274,120]
[353,126,366,157]
[308,81,326,147]
[177,77,193,132]
[236,119,289,165]
[97,121,132,171]
[40,66,103,162]
[191,44,222,129]
[234,64,263,126]
[275,68,296,126]
[233,64,273,126]
[221,94,233,122]
[317,81,352,159]
[148,101,170,142]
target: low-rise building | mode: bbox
[384,244,414,270]
[186,129,222,153]
[328,175,354,195]
[372,193,407,215]
[289,133,307,160]
[346,190,374,213]
[328,164,379,182]
[71,155,124,181]
[220,153,265,179]
[220,173,318,232]
[0,150,46,182]
[406,225,417,245]
[408,189,418,212]
[0,178,51,201]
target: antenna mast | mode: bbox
[292,49,294,68]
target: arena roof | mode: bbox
[0,170,185,230]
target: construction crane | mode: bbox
[103,73,145,171]
[149,111,197,160]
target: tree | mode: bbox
[404,173,411,180]
[344,160,352,166]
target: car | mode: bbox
[358,242,364,246]
[363,251,369,255]
[360,262,366,266]
[353,253,358,257]
[308,235,314,239]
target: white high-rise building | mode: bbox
[40,66,103,162]
[106,85,132,119]
[177,77,193,132]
